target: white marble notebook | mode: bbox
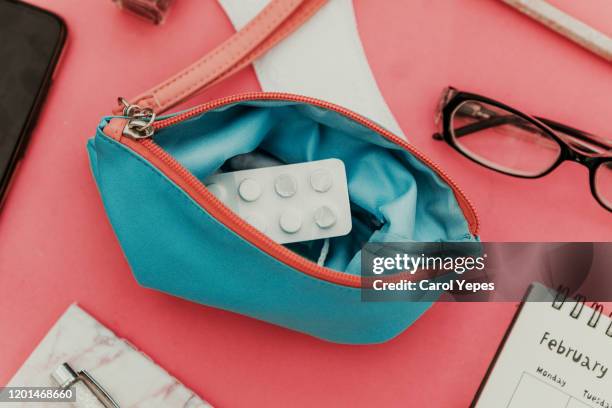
[474,284,612,408]
[7,304,212,408]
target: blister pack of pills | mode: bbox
[205,159,352,244]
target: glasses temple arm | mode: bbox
[434,110,611,154]
[535,117,612,152]
[433,114,527,140]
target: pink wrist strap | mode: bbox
[115,0,327,115]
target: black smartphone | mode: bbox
[0,0,67,207]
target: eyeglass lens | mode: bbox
[450,100,562,177]
[594,161,612,210]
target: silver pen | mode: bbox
[502,0,612,62]
[51,363,120,408]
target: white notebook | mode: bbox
[474,283,612,408]
[6,304,212,408]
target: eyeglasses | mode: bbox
[434,87,612,212]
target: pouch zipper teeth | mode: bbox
[117,92,480,288]
[153,92,479,231]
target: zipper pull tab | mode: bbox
[118,97,156,139]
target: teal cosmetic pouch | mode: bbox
[87,0,479,344]
[87,94,479,344]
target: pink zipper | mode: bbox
[109,92,479,288]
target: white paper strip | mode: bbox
[218,0,405,137]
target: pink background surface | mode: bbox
[0,1,611,407]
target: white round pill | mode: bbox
[244,213,267,232]
[238,178,262,202]
[310,169,333,192]
[274,174,297,198]
[279,208,302,234]
[314,206,337,229]
[206,183,227,201]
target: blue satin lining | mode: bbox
[153,100,475,274]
